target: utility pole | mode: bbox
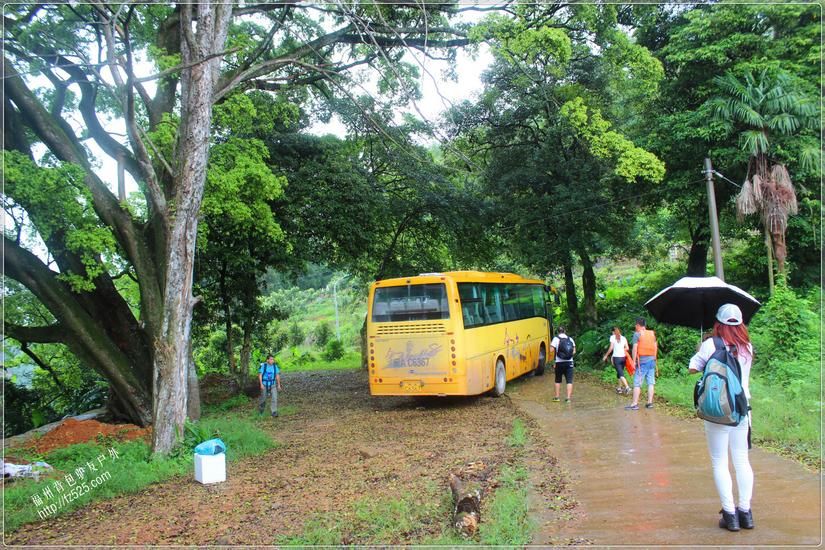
[333,277,342,341]
[704,157,725,281]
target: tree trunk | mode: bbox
[219,263,238,378]
[152,2,232,455]
[360,315,368,369]
[687,221,710,277]
[4,239,153,426]
[578,248,598,327]
[764,225,776,296]
[187,340,201,421]
[449,473,481,538]
[562,255,579,332]
[239,319,253,388]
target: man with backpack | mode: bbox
[551,326,576,403]
[258,354,282,417]
[625,317,658,410]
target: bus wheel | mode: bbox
[535,345,546,376]
[492,359,506,397]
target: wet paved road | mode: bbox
[508,374,822,546]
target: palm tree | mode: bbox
[708,69,818,294]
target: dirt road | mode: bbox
[507,372,822,546]
[8,370,556,545]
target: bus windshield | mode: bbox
[372,283,450,322]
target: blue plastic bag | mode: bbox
[194,438,226,455]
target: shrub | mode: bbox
[287,322,305,347]
[322,339,345,361]
[314,322,332,348]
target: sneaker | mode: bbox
[719,509,740,531]
[615,388,623,394]
[623,387,632,395]
[645,403,654,409]
[736,508,754,529]
[552,397,560,402]
[624,404,639,411]
[565,398,571,403]
[271,411,279,417]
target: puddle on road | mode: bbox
[507,373,822,546]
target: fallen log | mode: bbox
[450,473,481,537]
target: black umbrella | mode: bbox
[644,276,761,330]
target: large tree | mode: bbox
[445,5,664,328]
[630,3,820,278]
[3,2,473,453]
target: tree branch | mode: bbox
[19,342,66,391]
[3,57,158,294]
[5,324,65,344]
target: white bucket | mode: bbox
[194,452,226,484]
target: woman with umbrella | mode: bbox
[688,304,755,532]
[645,277,760,532]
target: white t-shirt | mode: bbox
[689,338,753,399]
[551,334,575,363]
[609,334,628,358]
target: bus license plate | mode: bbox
[401,380,423,392]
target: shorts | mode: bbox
[634,356,656,388]
[554,361,574,384]
[612,356,626,378]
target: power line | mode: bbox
[712,170,743,188]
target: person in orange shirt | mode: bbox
[625,317,658,411]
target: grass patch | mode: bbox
[202,394,250,414]
[4,411,276,533]
[507,418,528,448]
[479,465,533,546]
[279,491,443,546]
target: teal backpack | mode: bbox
[693,337,749,426]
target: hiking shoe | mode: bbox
[719,509,740,531]
[271,411,279,417]
[623,387,632,395]
[552,397,560,402]
[645,403,654,409]
[624,404,639,411]
[737,508,754,529]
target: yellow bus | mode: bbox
[367,271,552,397]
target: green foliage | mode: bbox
[174,419,220,457]
[560,98,665,184]
[278,350,360,373]
[313,322,332,348]
[3,151,116,292]
[287,321,305,347]
[749,283,819,385]
[2,330,107,437]
[322,339,345,362]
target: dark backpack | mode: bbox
[557,336,574,361]
[693,337,749,426]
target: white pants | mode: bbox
[704,418,753,513]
